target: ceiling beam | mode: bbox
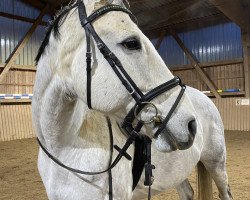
[21,0,46,10]
[0,63,36,71]
[0,12,47,26]
[170,58,243,71]
[155,30,166,50]
[141,0,203,31]
[133,0,200,28]
[209,0,250,31]
[170,29,221,99]
[132,0,180,15]
[0,4,50,84]
[144,12,227,38]
[20,0,70,15]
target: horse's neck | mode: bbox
[76,109,116,150]
[34,75,78,148]
[36,75,125,155]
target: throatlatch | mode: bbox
[37,1,187,200]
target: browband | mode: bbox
[80,4,133,27]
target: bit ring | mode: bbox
[134,102,159,124]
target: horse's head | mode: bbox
[36,0,197,152]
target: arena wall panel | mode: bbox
[0,67,36,142]
[0,104,35,141]
[172,61,250,131]
[0,68,35,94]
[1,97,248,142]
[212,98,250,131]
[172,61,245,92]
[0,62,249,142]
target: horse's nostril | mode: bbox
[188,119,197,136]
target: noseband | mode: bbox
[37,1,186,199]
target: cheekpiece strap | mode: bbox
[77,0,141,109]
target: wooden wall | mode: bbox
[0,104,35,141]
[0,60,249,142]
[212,98,250,131]
[0,67,35,142]
[0,66,35,94]
[172,59,250,131]
[171,59,245,92]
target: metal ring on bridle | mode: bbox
[134,102,159,124]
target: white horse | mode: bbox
[32,0,233,200]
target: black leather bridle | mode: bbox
[37,1,186,199]
[77,1,186,138]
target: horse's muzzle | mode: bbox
[188,119,197,138]
[161,118,197,151]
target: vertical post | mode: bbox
[155,30,166,50]
[170,29,221,99]
[242,31,250,97]
[0,4,49,83]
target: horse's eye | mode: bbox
[121,38,141,50]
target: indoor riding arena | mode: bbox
[0,0,250,200]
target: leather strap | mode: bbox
[143,76,182,101]
[37,117,136,176]
[78,0,92,108]
[153,85,186,138]
[81,4,133,27]
[121,77,185,136]
[78,0,144,107]
[107,117,113,200]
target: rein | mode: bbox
[37,1,186,199]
